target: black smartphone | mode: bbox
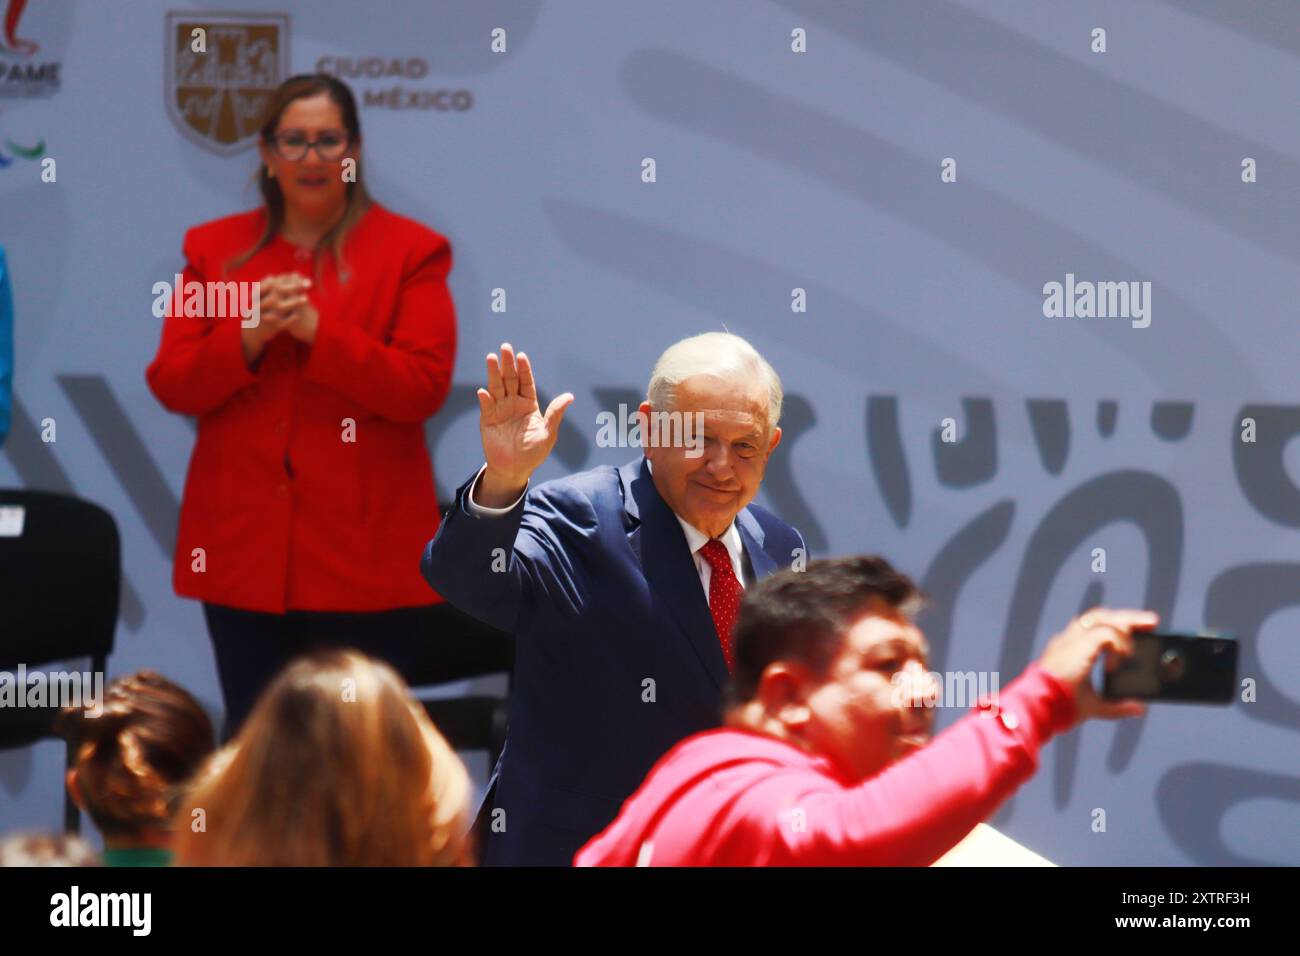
[1101,631,1238,704]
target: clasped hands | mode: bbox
[241,273,319,366]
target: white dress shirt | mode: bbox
[464,459,747,600]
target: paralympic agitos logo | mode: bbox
[0,122,42,168]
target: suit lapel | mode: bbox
[623,458,729,691]
[736,509,779,581]
[618,459,643,565]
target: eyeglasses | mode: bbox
[268,129,351,162]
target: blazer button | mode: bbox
[276,483,289,499]
[274,420,287,435]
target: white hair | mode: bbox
[646,332,783,430]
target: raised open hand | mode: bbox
[474,343,573,506]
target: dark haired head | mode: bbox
[57,671,215,839]
[728,555,924,708]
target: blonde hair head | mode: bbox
[173,650,472,867]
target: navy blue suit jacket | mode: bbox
[420,456,805,866]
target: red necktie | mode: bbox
[698,539,742,672]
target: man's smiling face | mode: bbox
[641,373,781,539]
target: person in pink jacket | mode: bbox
[575,555,1153,866]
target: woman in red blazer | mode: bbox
[147,74,463,737]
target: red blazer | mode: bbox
[574,664,1077,866]
[146,203,454,613]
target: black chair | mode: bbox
[409,598,513,773]
[0,489,120,833]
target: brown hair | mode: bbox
[228,73,372,281]
[56,671,216,839]
[173,650,472,867]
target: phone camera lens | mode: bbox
[1159,649,1186,683]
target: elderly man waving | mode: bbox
[421,333,805,866]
